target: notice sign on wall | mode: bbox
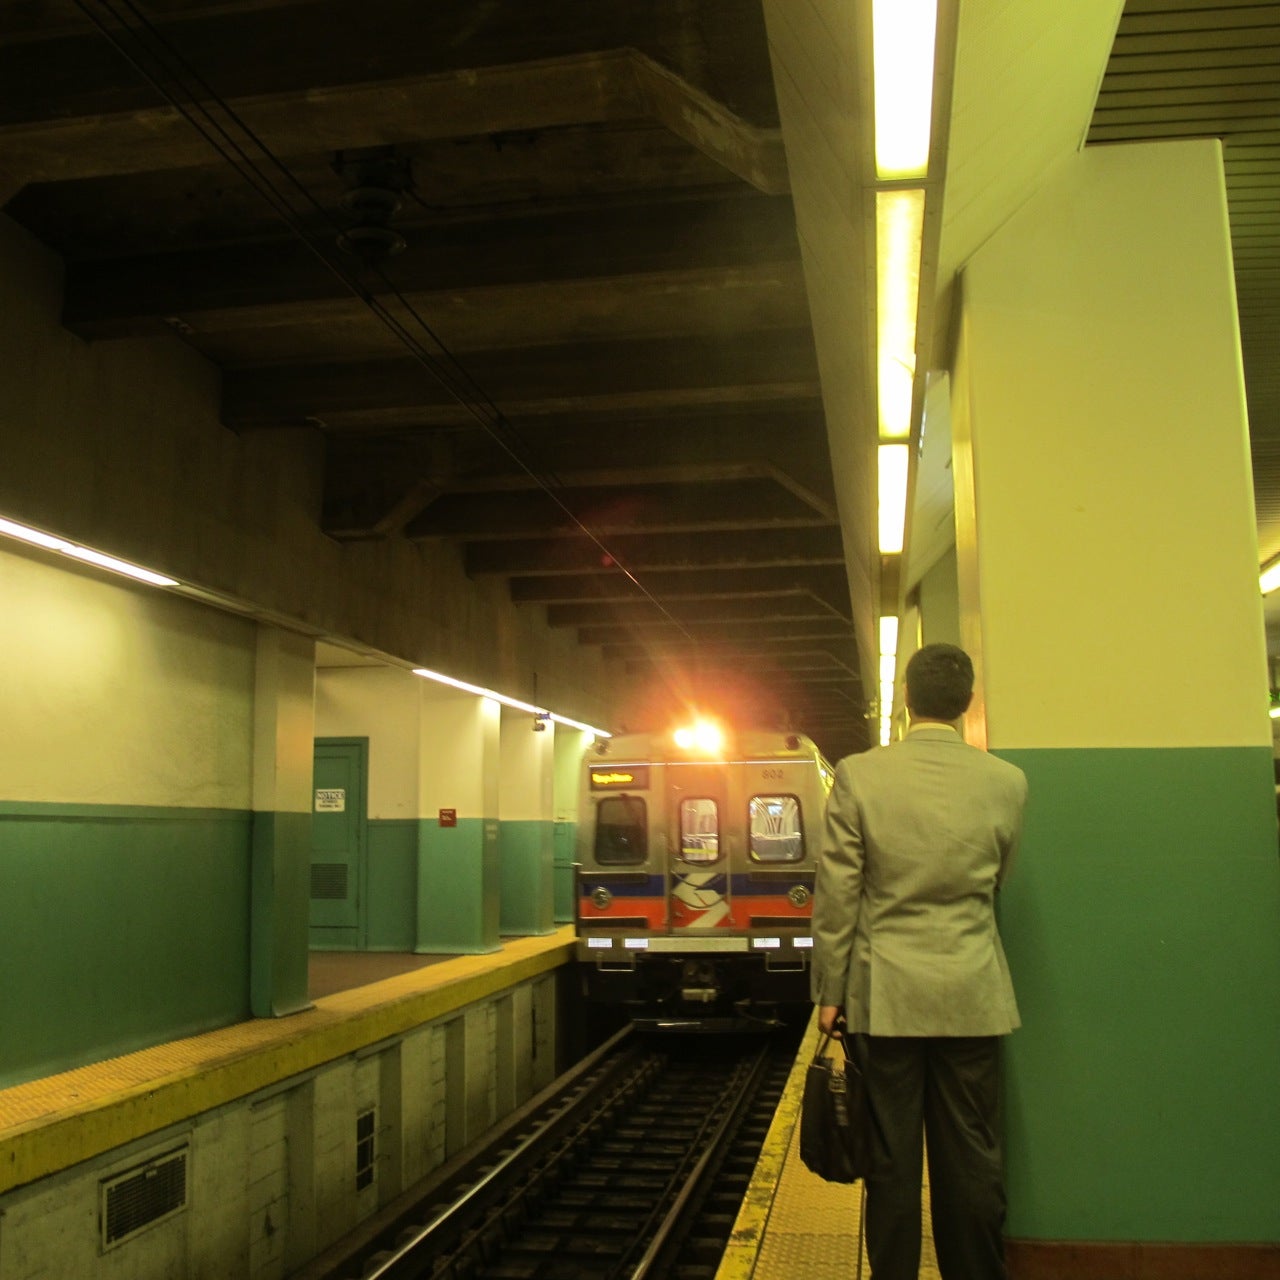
[315,788,346,812]
[438,808,457,828]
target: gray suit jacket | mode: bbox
[811,725,1028,1037]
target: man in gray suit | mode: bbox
[812,643,1027,1280]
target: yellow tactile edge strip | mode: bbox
[715,1008,822,1280]
[0,929,576,1196]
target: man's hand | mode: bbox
[818,1004,842,1035]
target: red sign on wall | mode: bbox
[438,808,457,828]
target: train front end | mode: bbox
[574,723,833,1030]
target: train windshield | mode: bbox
[748,794,804,862]
[594,795,647,865]
[679,797,720,863]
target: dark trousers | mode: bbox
[858,1035,1008,1280]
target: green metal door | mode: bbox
[310,738,367,942]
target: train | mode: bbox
[573,720,834,1030]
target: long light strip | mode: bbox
[879,615,900,655]
[876,189,926,441]
[1261,559,1280,595]
[878,444,910,554]
[879,614,899,747]
[411,666,610,738]
[0,516,177,587]
[872,0,938,179]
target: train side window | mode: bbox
[595,795,647,865]
[749,795,804,862]
[679,797,720,863]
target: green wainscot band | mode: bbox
[0,802,253,1089]
[994,745,1280,1243]
[415,816,502,954]
[499,819,556,936]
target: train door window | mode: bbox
[749,795,804,862]
[679,797,720,863]
[595,796,647,865]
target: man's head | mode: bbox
[904,643,974,721]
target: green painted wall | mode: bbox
[415,817,501,954]
[249,809,311,1015]
[995,746,1280,1241]
[553,820,577,923]
[367,819,417,950]
[0,803,252,1089]
[499,819,555,936]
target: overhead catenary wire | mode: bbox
[71,0,701,646]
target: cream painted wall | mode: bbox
[956,140,1268,749]
[252,627,316,817]
[497,705,554,822]
[417,686,500,819]
[314,666,420,819]
[553,727,592,823]
[0,545,254,807]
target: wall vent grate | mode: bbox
[311,862,348,899]
[100,1148,188,1250]
[356,1108,376,1191]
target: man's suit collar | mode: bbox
[905,723,962,742]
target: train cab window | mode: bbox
[749,795,804,863]
[594,796,647,865]
[679,797,720,864]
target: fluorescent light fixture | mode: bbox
[879,653,896,684]
[624,937,649,949]
[550,712,608,736]
[0,516,177,587]
[1261,559,1280,594]
[412,666,610,738]
[880,614,899,656]
[880,679,895,714]
[876,189,925,440]
[586,937,613,949]
[878,443,909,553]
[1270,705,1280,720]
[872,0,937,179]
[880,716,892,746]
[794,936,814,949]
[752,937,781,949]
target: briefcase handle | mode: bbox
[813,1024,852,1066]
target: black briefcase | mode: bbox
[799,1027,871,1183]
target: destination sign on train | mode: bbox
[590,767,650,789]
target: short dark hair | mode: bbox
[904,643,974,720]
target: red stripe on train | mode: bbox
[577,897,667,927]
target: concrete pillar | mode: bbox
[250,625,315,1016]
[497,706,555,936]
[553,727,593,922]
[952,139,1280,1243]
[416,685,501,953]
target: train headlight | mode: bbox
[590,886,613,910]
[787,884,811,908]
[673,719,724,754]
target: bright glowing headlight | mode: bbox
[674,719,724,753]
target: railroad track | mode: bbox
[305,1024,801,1280]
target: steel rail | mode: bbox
[620,1042,773,1280]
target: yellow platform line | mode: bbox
[0,929,576,1196]
[717,1013,823,1280]
[717,1011,940,1280]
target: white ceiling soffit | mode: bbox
[932,0,1126,363]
